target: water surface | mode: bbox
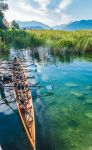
[0,48,92,150]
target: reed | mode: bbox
[27,30,92,54]
[0,29,92,55]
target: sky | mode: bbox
[5,0,92,26]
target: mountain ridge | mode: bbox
[16,20,51,30]
[54,20,92,30]
[16,20,92,30]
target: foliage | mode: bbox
[0,0,8,12]
[0,0,8,18]
[0,30,9,54]
[0,29,44,52]
[0,0,8,29]
[11,20,20,29]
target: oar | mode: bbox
[11,95,33,120]
[4,83,53,89]
[0,62,12,64]
[0,94,14,101]
[23,64,37,68]
[0,68,11,70]
[5,83,39,88]
[0,96,18,114]
[0,73,11,76]
[0,100,16,105]
[27,76,35,79]
[0,61,36,65]
[0,64,37,69]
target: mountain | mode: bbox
[17,20,51,30]
[16,20,92,30]
[54,20,92,30]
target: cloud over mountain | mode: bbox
[5,0,73,25]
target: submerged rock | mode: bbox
[70,91,83,97]
[85,86,92,90]
[85,112,92,119]
[65,82,78,87]
[86,98,92,104]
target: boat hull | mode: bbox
[12,59,36,150]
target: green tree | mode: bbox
[11,20,20,29]
[0,0,8,16]
[0,0,8,29]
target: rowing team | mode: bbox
[13,61,31,107]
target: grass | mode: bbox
[0,29,44,49]
[27,30,92,54]
[0,29,92,55]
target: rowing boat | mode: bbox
[12,58,36,150]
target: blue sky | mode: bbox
[5,0,92,26]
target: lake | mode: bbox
[0,47,92,150]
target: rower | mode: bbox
[17,91,28,104]
[14,57,17,61]
[16,75,22,80]
[21,83,25,90]
[13,57,18,64]
[17,91,24,104]
[21,82,28,90]
[14,82,21,90]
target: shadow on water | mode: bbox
[31,87,53,150]
[0,111,32,150]
[35,116,53,150]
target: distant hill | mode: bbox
[54,20,92,30]
[17,20,51,30]
[16,20,92,30]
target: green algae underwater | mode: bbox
[0,48,92,150]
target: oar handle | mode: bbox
[12,95,33,120]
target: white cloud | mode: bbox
[33,0,51,9]
[19,1,32,11]
[59,0,72,10]
[5,0,73,26]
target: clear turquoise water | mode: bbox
[0,48,92,150]
[34,59,92,150]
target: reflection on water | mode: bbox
[1,47,92,63]
[0,47,92,150]
[0,51,10,61]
